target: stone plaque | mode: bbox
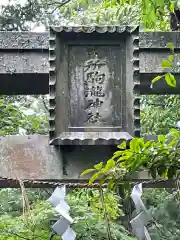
[69,46,125,131]
[49,26,140,145]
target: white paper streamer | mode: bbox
[130,183,151,240]
[48,186,76,240]
[62,227,76,240]
[55,200,70,215]
[48,186,66,206]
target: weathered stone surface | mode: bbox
[0,52,48,73]
[0,135,170,184]
[49,27,140,143]
[1,30,179,50]
[139,32,180,49]
[0,31,180,95]
[140,51,180,73]
[0,135,119,180]
[1,31,179,50]
[0,135,63,179]
[0,32,49,49]
[0,134,175,188]
[69,46,126,129]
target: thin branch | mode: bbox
[41,95,48,112]
[44,0,71,6]
[44,0,73,14]
[99,188,112,240]
[7,232,31,240]
[49,232,56,240]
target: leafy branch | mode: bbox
[81,129,180,196]
[152,42,177,88]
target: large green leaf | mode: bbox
[81,169,96,176]
[89,172,103,184]
[165,73,176,87]
[168,55,174,62]
[104,159,115,171]
[161,60,172,69]
[94,162,103,170]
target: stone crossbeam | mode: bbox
[0,31,180,94]
[0,135,174,188]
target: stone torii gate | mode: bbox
[0,27,179,188]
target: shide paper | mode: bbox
[130,183,151,240]
[48,186,76,240]
[48,185,66,206]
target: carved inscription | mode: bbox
[69,46,125,129]
[84,54,107,125]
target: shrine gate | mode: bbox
[0,27,179,188]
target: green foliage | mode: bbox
[57,0,140,25]
[0,200,58,240]
[52,0,178,30]
[82,129,180,193]
[65,189,135,239]
[141,95,180,135]
[0,188,50,217]
[47,0,180,30]
[141,0,178,30]
[165,73,176,87]
[143,189,180,240]
[152,42,177,88]
[0,0,177,31]
[1,188,179,240]
[0,98,25,135]
[0,0,42,31]
[70,189,124,220]
[0,96,48,135]
[0,188,136,240]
